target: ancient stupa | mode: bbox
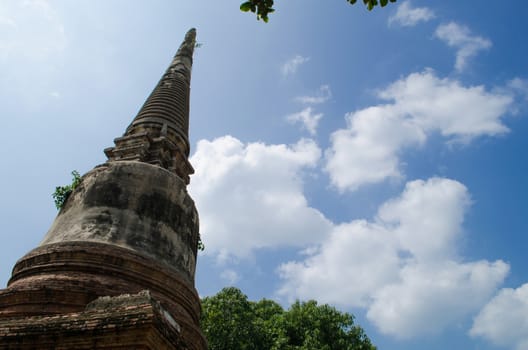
[0,29,206,350]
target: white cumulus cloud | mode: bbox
[435,22,492,72]
[286,107,324,135]
[325,70,514,192]
[471,283,528,350]
[189,136,332,260]
[368,259,508,338]
[295,85,332,104]
[278,178,509,338]
[281,55,310,76]
[388,1,435,27]
[325,104,426,191]
[188,134,512,339]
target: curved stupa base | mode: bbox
[0,241,205,349]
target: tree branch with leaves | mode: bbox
[240,0,397,22]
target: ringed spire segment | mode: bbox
[104,28,197,184]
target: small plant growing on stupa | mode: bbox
[52,170,81,209]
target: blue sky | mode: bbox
[1,1,528,349]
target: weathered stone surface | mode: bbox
[41,161,199,282]
[0,291,189,349]
[0,241,206,349]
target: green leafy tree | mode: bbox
[240,0,397,22]
[277,300,375,350]
[201,287,261,350]
[201,287,376,350]
[253,299,286,349]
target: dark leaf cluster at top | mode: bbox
[240,0,397,22]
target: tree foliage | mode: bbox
[240,0,397,22]
[201,287,376,350]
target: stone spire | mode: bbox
[0,29,206,350]
[105,28,196,184]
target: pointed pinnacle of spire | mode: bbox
[169,28,196,77]
[178,28,197,57]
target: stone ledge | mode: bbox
[0,291,187,350]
